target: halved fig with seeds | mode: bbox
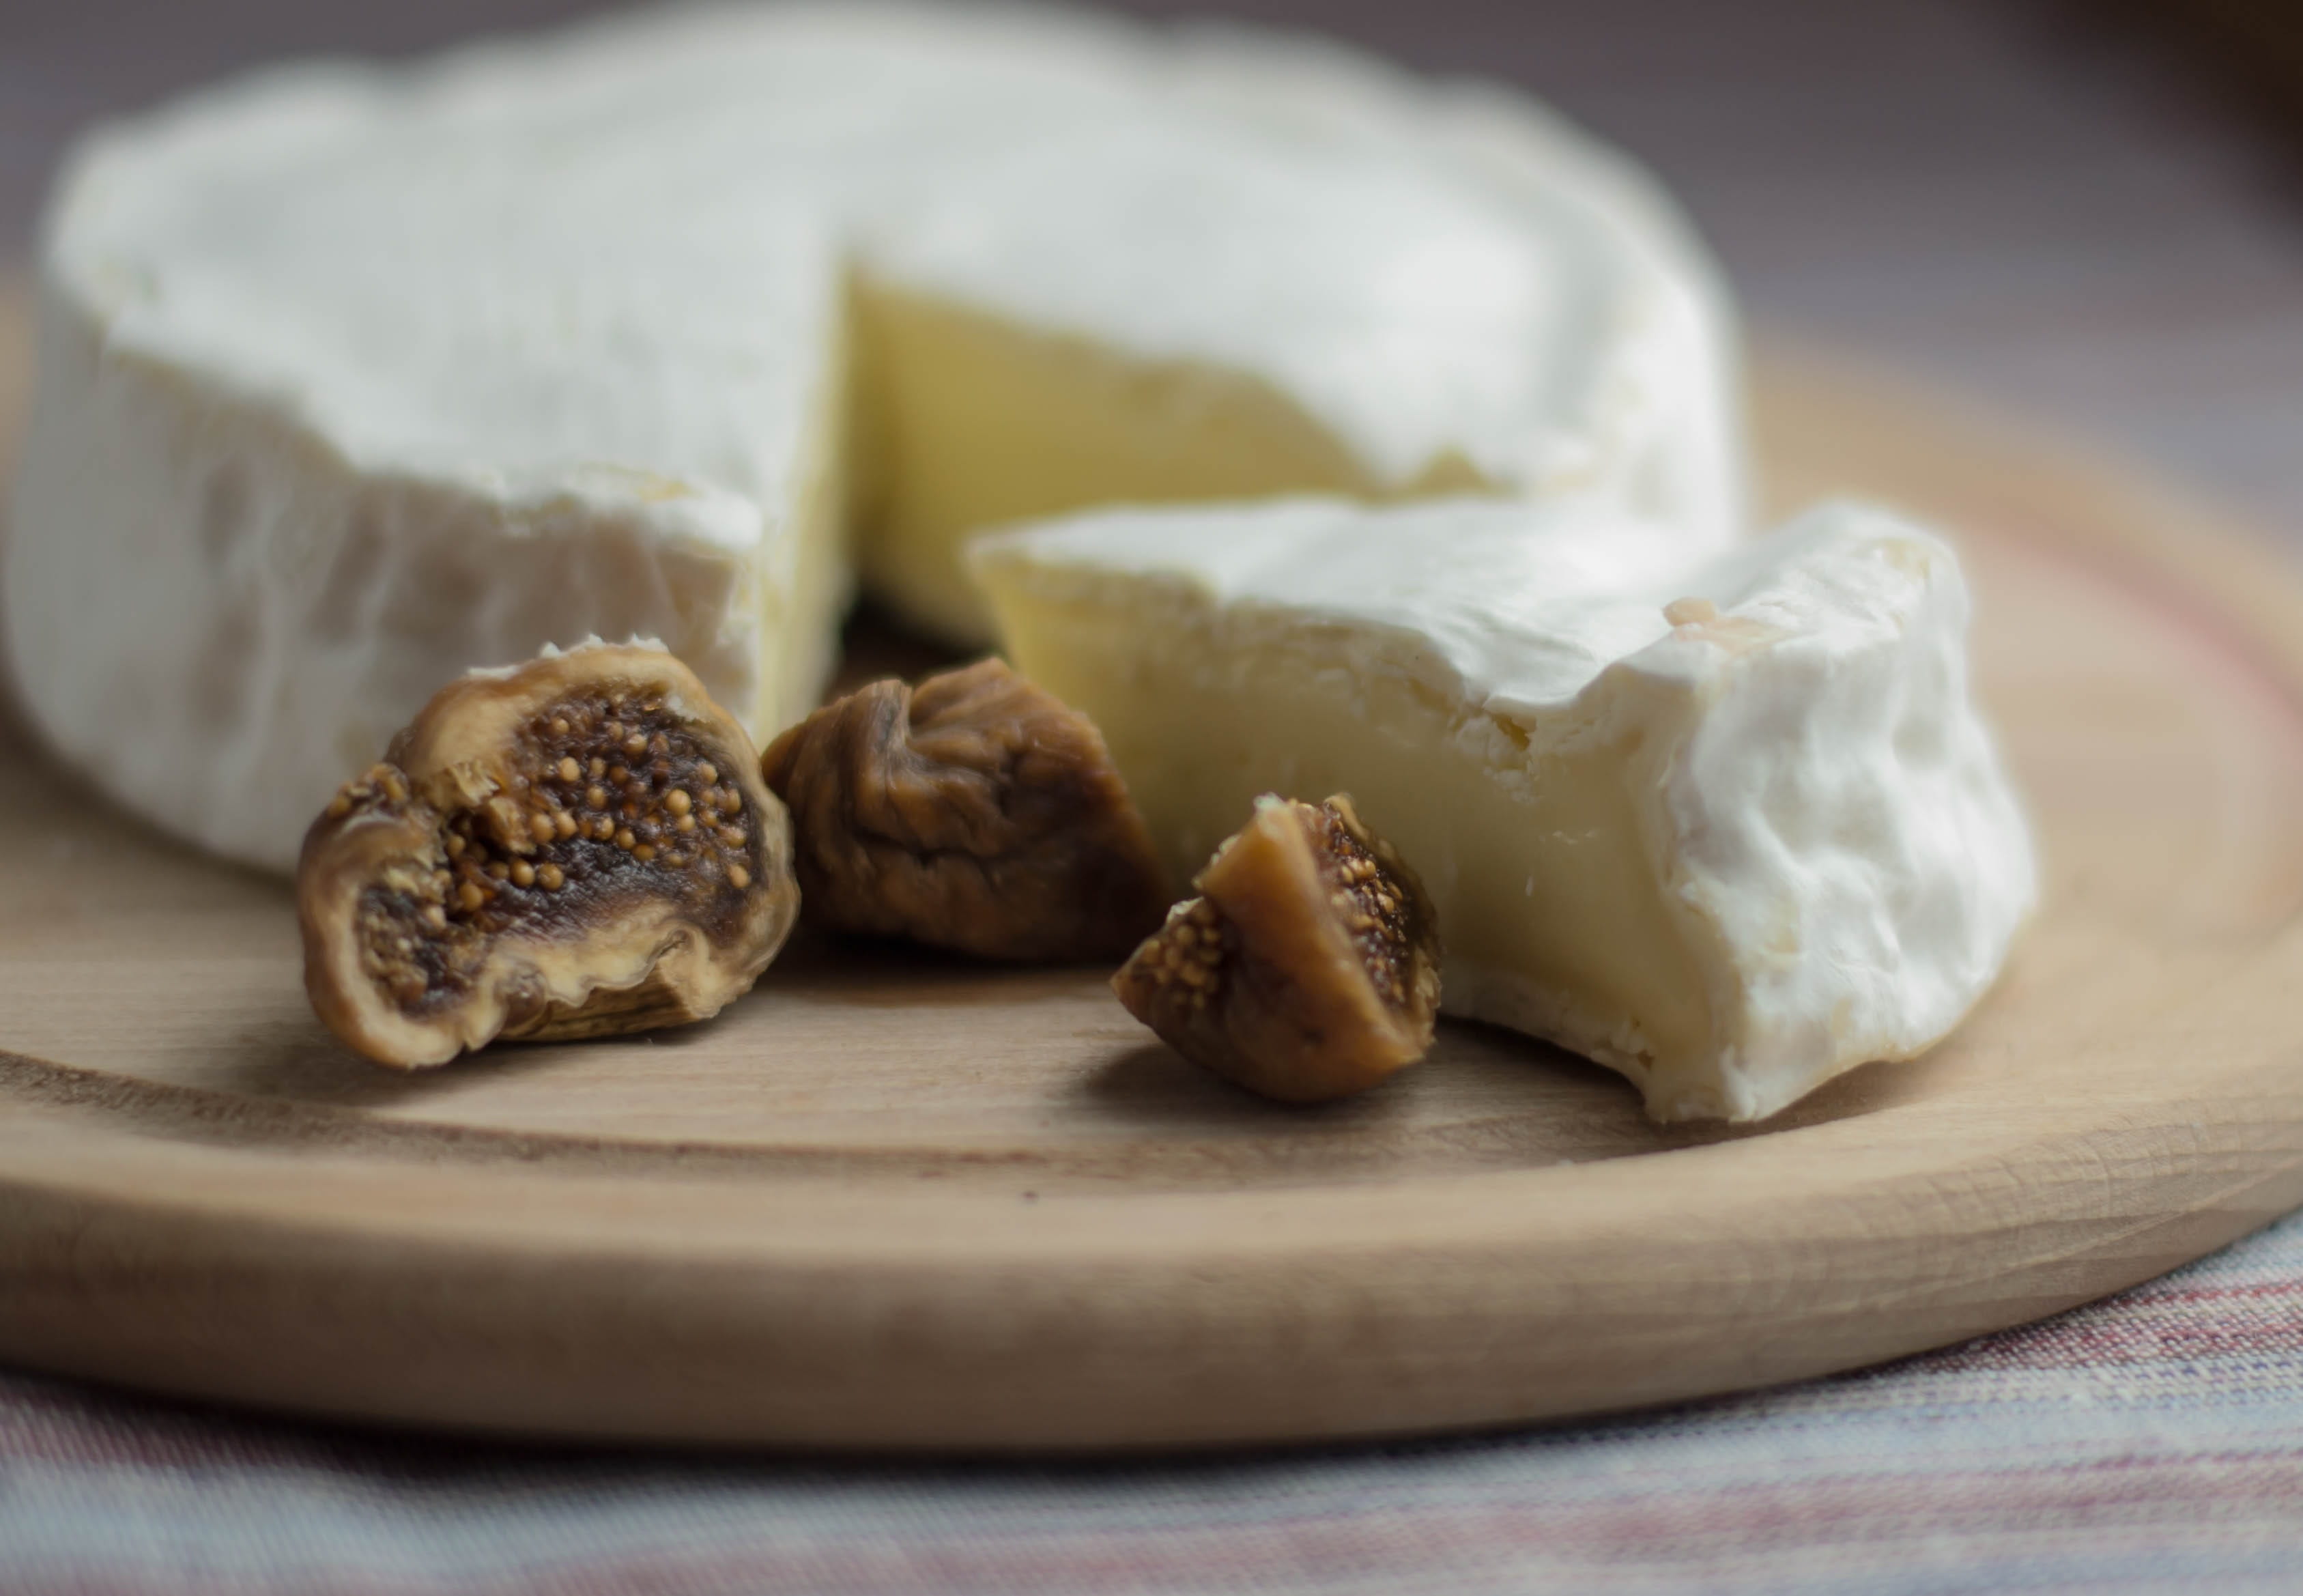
[299,642,799,1068]
[1113,794,1441,1102]
[762,657,1168,961]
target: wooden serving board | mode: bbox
[3,283,2303,1453]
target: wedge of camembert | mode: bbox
[10,1,1741,874]
[972,498,2036,1122]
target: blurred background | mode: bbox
[5,0,2302,530]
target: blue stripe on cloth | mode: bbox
[2,1206,2301,1596]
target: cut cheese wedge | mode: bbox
[8,1,1741,873]
[971,498,2037,1122]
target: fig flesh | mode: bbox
[1113,794,1441,1102]
[300,642,798,1068]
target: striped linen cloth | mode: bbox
[3,1208,2300,1595]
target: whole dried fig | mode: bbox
[300,642,799,1068]
[762,657,1167,960]
[1113,794,1441,1102]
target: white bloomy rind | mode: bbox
[971,498,2037,1122]
[8,0,1741,874]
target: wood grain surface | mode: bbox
[1,282,2301,1452]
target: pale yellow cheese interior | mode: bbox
[838,281,1499,651]
[982,575,1717,1078]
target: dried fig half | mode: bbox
[300,642,799,1068]
[762,657,1168,960]
[1113,794,1442,1102]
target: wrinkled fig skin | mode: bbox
[299,644,799,1068]
[762,658,1169,961]
[1113,795,1442,1103]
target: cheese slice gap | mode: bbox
[971,497,2038,1122]
[8,1,1742,873]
